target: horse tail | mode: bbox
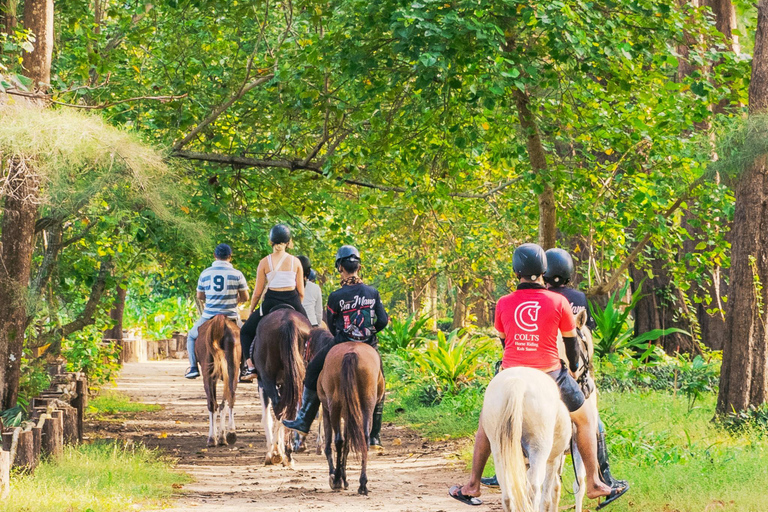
[276,313,305,419]
[209,315,230,398]
[225,321,241,406]
[340,351,366,454]
[493,378,532,512]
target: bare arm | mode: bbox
[295,259,305,301]
[250,260,267,313]
[196,291,206,301]
[238,289,249,303]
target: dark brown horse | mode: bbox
[293,327,336,454]
[195,314,241,447]
[318,342,385,495]
[251,307,311,466]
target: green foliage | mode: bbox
[0,405,24,428]
[87,391,161,417]
[0,441,190,512]
[377,313,431,353]
[62,325,122,389]
[590,280,688,358]
[125,288,197,340]
[408,329,496,395]
[720,404,768,435]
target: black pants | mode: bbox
[241,289,308,362]
[305,336,381,391]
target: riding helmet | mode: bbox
[269,224,292,244]
[544,248,574,286]
[308,269,318,282]
[335,245,361,269]
[513,243,547,280]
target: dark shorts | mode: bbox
[547,364,586,412]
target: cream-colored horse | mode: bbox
[482,310,596,512]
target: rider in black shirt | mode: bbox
[283,245,389,448]
[545,248,627,491]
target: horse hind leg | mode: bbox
[226,403,236,445]
[218,398,228,445]
[316,405,324,455]
[323,404,334,487]
[526,449,548,512]
[258,386,279,465]
[205,376,218,447]
[572,439,587,512]
[332,431,344,490]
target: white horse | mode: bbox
[482,310,598,512]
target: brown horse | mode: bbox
[318,342,385,495]
[251,307,311,466]
[195,314,241,447]
[293,327,336,454]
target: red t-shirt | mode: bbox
[495,287,576,371]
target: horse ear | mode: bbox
[575,310,587,329]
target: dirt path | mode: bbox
[88,360,502,511]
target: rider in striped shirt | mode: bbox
[185,244,249,379]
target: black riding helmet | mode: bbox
[513,243,547,280]
[308,269,317,282]
[335,245,361,270]
[544,248,574,286]
[298,255,311,278]
[269,224,291,244]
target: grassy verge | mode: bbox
[87,390,161,419]
[386,378,768,511]
[0,441,190,512]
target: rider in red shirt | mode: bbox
[450,244,625,509]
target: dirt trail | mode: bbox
[88,360,502,511]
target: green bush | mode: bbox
[437,317,454,332]
[378,313,431,353]
[720,404,768,435]
[590,279,688,359]
[408,328,497,395]
[62,325,122,389]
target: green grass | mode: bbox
[0,441,190,512]
[87,391,161,417]
[387,383,768,511]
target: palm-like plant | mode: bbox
[377,313,431,353]
[590,280,688,359]
[410,329,496,394]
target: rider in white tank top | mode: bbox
[266,252,297,289]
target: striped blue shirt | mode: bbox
[197,261,249,320]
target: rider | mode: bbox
[239,224,308,381]
[283,245,389,448]
[185,243,249,379]
[544,247,627,491]
[449,243,624,508]
[298,255,324,327]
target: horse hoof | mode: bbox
[358,485,368,496]
[226,432,237,445]
[271,453,283,465]
[329,476,336,489]
[343,480,349,490]
[207,437,216,448]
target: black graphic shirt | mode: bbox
[326,283,389,345]
[550,286,596,331]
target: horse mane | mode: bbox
[308,327,335,356]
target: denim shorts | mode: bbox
[547,363,586,412]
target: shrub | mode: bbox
[720,404,768,435]
[408,329,497,395]
[590,279,688,359]
[378,313,431,353]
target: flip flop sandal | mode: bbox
[596,483,629,510]
[449,485,483,506]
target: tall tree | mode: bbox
[0,0,52,409]
[717,0,768,414]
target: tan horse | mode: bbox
[318,342,385,495]
[195,314,242,447]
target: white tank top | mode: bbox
[266,252,296,289]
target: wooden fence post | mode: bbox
[72,378,87,443]
[44,411,64,459]
[0,449,9,499]
[61,406,78,445]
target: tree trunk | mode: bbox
[704,0,739,52]
[0,160,39,410]
[452,282,471,329]
[3,0,19,33]
[0,0,52,410]
[513,88,557,249]
[103,283,126,341]
[21,0,53,90]
[717,0,768,414]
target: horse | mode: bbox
[195,314,241,447]
[482,309,596,512]
[251,307,311,466]
[292,326,336,455]
[318,341,385,495]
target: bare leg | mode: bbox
[570,404,612,499]
[455,416,490,498]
